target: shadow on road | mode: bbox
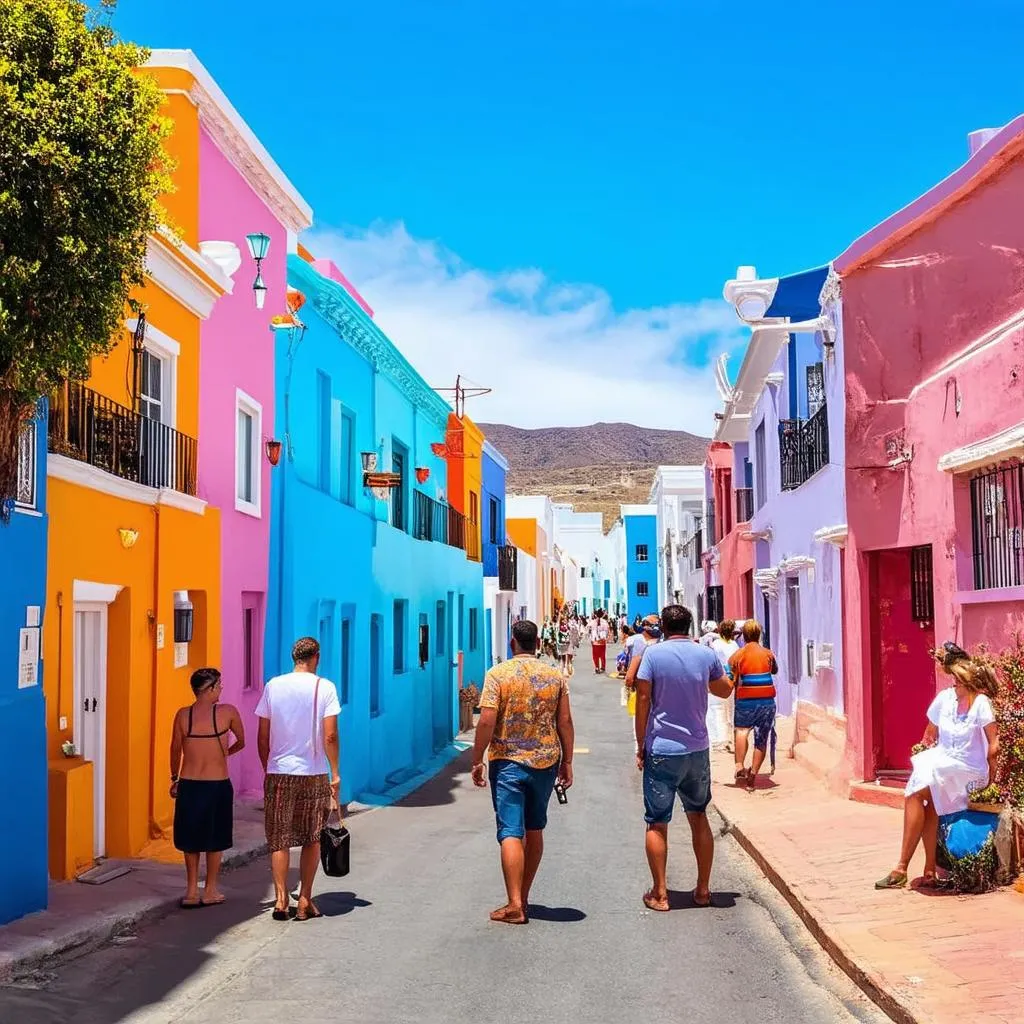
[390,747,473,808]
[527,904,587,922]
[315,890,374,917]
[667,889,740,910]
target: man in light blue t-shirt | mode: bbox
[635,604,732,912]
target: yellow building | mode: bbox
[445,412,484,561]
[44,82,232,877]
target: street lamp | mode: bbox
[246,232,271,310]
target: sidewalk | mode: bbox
[710,726,1024,1024]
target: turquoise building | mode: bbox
[267,254,485,802]
[0,403,48,923]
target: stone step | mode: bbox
[792,736,841,783]
[805,717,845,753]
[848,779,905,809]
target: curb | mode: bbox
[0,840,267,985]
[714,799,917,1024]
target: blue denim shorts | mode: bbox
[489,759,559,843]
[643,749,712,824]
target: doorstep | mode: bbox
[0,797,267,983]
[710,740,1024,1024]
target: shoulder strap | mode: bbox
[186,705,194,737]
[311,676,321,755]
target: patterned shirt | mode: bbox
[480,656,568,769]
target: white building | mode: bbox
[649,465,706,619]
[552,503,612,615]
[606,517,628,617]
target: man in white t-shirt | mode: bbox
[256,636,341,922]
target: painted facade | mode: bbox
[622,504,658,619]
[649,465,705,617]
[268,252,485,802]
[834,119,1024,783]
[703,442,754,625]
[552,504,611,615]
[445,413,484,563]
[481,440,515,665]
[507,495,558,619]
[148,51,314,798]
[0,403,49,922]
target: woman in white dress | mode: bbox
[876,644,1000,890]
[708,620,739,749]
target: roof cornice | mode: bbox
[289,255,453,429]
[147,50,313,233]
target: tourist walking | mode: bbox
[170,667,245,908]
[624,614,662,719]
[876,643,1000,890]
[727,620,778,791]
[256,637,341,922]
[541,618,557,660]
[471,620,575,924]
[556,616,572,675]
[589,610,610,673]
[698,619,718,648]
[567,615,583,676]
[633,605,730,910]
[708,620,739,750]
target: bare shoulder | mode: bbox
[220,703,242,720]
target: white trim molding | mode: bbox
[938,421,1024,474]
[753,567,780,598]
[48,454,207,515]
[741,527,773,542]
[146,233,228,319]
[779,555,816,575]
[147,50,313,233]
[73,581,124,604]
[813,524,849,547]
[234,389,263,518]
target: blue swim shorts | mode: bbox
[489,759,559,843]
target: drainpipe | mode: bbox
[147,504,161,838]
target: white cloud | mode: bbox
[306,222,746,432]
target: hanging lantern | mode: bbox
[416,467,430,484]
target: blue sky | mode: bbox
[108,0,1024,429]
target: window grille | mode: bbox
[969,466,1024,590]
[910,545,935,622]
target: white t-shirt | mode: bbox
[590,620,609,643]
[255,672,341,775]
[928,687,995,773]
[711,637,739,675]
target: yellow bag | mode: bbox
[627,689,637,717]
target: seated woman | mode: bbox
[876,643,1000,890]
[727,620,778,791]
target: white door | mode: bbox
[74,604,108,858]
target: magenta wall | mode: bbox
[840,148,1024,778]
[197,128,288,795]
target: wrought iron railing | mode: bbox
[49,381,197,494]
[735,487,754,523]
[779,403,829,491]
[970,465,1024,590]
[705,498,717,546]
[498,544,518,592]
[448,504,467,552]
[413,489,448,542]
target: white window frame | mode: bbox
[235,388,263,518]
[134,320,179,428]
[16,418,38,512]
[635,544,649,562]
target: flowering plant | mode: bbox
[459,684,480,706]
[973,630,1024,808]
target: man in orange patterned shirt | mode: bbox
[472,619,575,924]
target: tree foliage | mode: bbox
[0,0,172,507]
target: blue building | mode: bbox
[268,255,485,802]
[0,403,49,923]
[623,503,658,619]
[481,440,515,666]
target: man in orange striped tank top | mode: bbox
[727,621,778,792]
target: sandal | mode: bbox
[294,901,323,921]
[874,870,908,890]
[179,897,202,910]
[642,890,670,912]
[917,872,940,889]
[734,768,749,783]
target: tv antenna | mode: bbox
[433,375,491,417]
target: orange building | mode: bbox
[44,74,233,877]
[444,412,484,561]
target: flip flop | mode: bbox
[271,907,290,921]
[874,870,908,890]
[179,898,202,910]
[294,903,323,921]
[692,890,712,908]
[200,894,226,906]
[642,891,670,912]
[489,905,528,925]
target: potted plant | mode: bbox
[458,684,480,733]
[968,783,1004,815]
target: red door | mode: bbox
[872,549,937,772]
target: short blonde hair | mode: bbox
[741,620,763,644]
[946,658,999,699]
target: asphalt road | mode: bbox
[0,660,888,1024]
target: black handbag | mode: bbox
[319,809,350,877]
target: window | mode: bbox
[140,350,165,423]
[235,390,262,516]
[340,409,354,505]
[469,608,479,651]
[458,594,465,650]
[436,601,447,656]
[241,595,262,691]
[785,576,801,687]
[370,614,383,716]
[391,441,407,531]
[970,466,1024,589]
[470,490,479,525]
[318,604,335,682]
[754,421,767,510]
[635,544,648,562]
[636,581,649,598]
[580,567,587,578]
[16,418,37,510]
[762,594,772,650]
[393,600,407,673]
[339,617,352,704]
[317,371,332,493]
[911,545,934,622]
[489,497,500,545]
[419,615,430,668]
[706,585,724,623]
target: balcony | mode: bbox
[705,498,717,546]
[779,403,829,491]
[498,544,518,592]
[413,489,470,554]
[735,487,754,524]
[49,381,197,494]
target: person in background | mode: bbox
[472,619,575,924]
[567,615,583,677]
[727,621,778,792]
[707,620,739,750]
[634,604,730,910]
[876,644,1000,890]
[624,615,663,720]
[170,667,245,908]
[540,618,556,660]
[590,610,610,673]
[256,637,341,922]
[698,620,719,648]
[556,615,572,676]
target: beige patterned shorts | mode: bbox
[264,774,331,851]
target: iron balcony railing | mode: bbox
[49,381,197,495]
[735,487,754,524]
[498,544,518,592]
[779,403,829,491]
[413,489,472,555]
[448,504,467,552]
[705,498,717,546]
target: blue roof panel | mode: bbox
[764,265,829,320]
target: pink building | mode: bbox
[149,51,314,795]
[835,118,1024,789]
[703,442,754,623]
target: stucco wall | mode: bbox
[625,514,658,618]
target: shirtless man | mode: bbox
[169,668,245,908]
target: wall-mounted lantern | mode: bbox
[265,439,282,467]
[246,232,271,310]
[415,467,430,484]
[118,528,139,549]
[361,451,378,474]
[173,591,194,644]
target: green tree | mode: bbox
[0,0,171,512]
